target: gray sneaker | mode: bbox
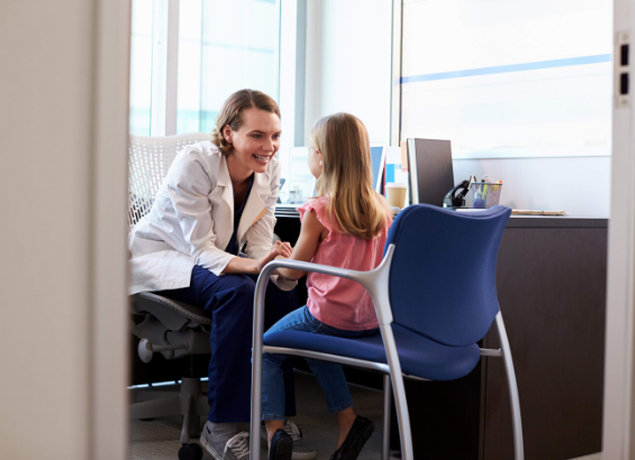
[261,420,317,460]
[200,422,250,460]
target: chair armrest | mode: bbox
[132,292,211,328]
[263,258,362,283]
[252,245,396,346]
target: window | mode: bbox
[399,0,613,159]
[176,0,281,134]
[129,0,281,137]
[129,0,169,136]
[128,0,312,205]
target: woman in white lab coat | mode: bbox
[129,89,314,460]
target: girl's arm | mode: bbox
[277,209,327,280]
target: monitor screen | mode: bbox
[407,138,454,207]
[370,145,386,193]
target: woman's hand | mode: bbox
[257,240,293,272]
[276,209,324,280]
[222,241,293,275]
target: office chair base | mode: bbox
[178,442,204,460]
[130,377,210,443]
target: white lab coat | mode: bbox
[128,141,295,294]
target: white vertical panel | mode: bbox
[390,0,402,146]
[604,0,635,457]
[0,1,93,458]
[304,0,323,143]
[0,0,128,459]
[150,0,169,136]
[90,0,131,459]
[165,0,180,135]
[317,0,392,143]
[280,0,299,153]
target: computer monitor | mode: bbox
[407,138,454,207]
[370,144,387,193]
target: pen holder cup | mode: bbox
[470,182,503,208]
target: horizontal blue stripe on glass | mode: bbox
[401,54,612,84]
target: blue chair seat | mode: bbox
[264,324,481,381]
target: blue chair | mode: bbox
[249,204,523,460]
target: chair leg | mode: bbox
[496,313,525,460]
[250,284,267,460]
[382,374,391,460]
[179,377,206,443]
[381,326,414,460]
[250,270,279,460]
[180,394,196,444]
[250,349,263,460]
[390,372,413,459]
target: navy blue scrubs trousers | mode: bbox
[161,265,298,423]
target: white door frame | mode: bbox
[89,0,131,459]
[604,0,635,457]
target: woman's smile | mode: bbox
[252,153,273,165]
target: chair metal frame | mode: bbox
[249,245,524,460]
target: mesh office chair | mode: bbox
[128,133,213,460]
[250,204,524,460]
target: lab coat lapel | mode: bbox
[215,155,234,250]
[237,173,268,244]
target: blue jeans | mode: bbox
[261,306,378,421]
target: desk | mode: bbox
[274,210,607,460]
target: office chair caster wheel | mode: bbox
[178,442,203,460]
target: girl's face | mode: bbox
[224,108,281,177]
[307,145,323,179]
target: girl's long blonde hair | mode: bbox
[311,113,391,239]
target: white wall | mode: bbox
[0,1,130,459]
[454,156,611,216]
[304,0,393,144]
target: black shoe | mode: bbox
[270,428,293,460]
[330,416,375,460]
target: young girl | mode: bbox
[261,113,393,460]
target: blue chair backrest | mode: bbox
[384,204,511,347]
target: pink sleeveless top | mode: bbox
[298,197,391,331]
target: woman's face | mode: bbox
[224,108,281,177]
